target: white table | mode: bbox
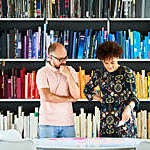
[33,138,150,150]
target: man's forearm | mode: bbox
[67,74,80,99]
[39,88,73,103]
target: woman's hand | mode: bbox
[121,105,132,123]
[93,95,102,103]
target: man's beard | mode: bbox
[54,63,66,69]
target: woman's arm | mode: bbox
[84,70,102,101]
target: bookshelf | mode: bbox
[0,1,150,139]
[0,1,149,121]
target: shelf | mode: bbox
[0,18,44,21]
[46,18,107,31]
[0,18,45,31]
[0,99,93,102]
[47,18,107,21]
[110,18,150,33]
[0,99,148,102]
[0,59,45,62]
[45,59,150,62]
[0,58,150,62]
[0,99,41,102]
[110,18,150,21]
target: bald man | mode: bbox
[36,42,80,139]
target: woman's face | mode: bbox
[102,57,119,72]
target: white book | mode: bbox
[25,75,28,99]
[92,115,97,137]
[15,116,24,136]
[32,107,39,138]
[0,114,4,130]
[137,112,141,138]
[87,113,92,138]
[95,107,100,137]
[29,113,36,139]
[4,116,8,130]
[7,111,11,129]
[24,116,30,139]
[73,113,80,137]
[142,110,147,139]
[80,108,86,137]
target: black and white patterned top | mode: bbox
[84,66,139,137]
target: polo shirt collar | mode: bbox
[46,62,59,72]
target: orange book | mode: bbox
[77,72,81,98]
[79,66,86,99]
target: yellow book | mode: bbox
[145,77,148,99]
[148,76,150,99]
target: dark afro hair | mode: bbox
[96,41,123,60]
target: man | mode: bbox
[36,42,80,138]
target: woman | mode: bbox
[84,41,139,138]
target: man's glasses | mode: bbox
[51,55,68,62]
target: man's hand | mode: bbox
[68,96,78,102]
[121,105,132,123]
[59,66,71,78]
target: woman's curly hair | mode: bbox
[96,41,123,60]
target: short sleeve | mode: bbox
[68,66,78,84]
[36,69,49,89]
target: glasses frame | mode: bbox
[51,55,68,62]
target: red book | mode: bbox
[17,78,22,99]
[0,76,2,98]
[11,76,14,98]
[31,71,36,99]
[2,74,8,98]
[27,73,32,99]
[20,67,25,98]
[7,79,11,99]
[35,82,40,99]
[11,68,15,98]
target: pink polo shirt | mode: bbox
[36,63,78,126]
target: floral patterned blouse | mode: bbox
[84,66,139,138]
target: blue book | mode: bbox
[32,32,38,59]
[77,33,85,59]
[93,32,98,59]
[68,31,73,59]
[116,31,119,45]
[133,31,137,58]
[16,31,21,58]
[72,32,77,59]
[148,32,150,59]
[43,24,47,59]
[145,36,149,59]
[86,29,92,59]
[97,31,101,45]
[84,29,89,59]
[136,32,141,58]
[126,39,129,59]
[122,31,126,59]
